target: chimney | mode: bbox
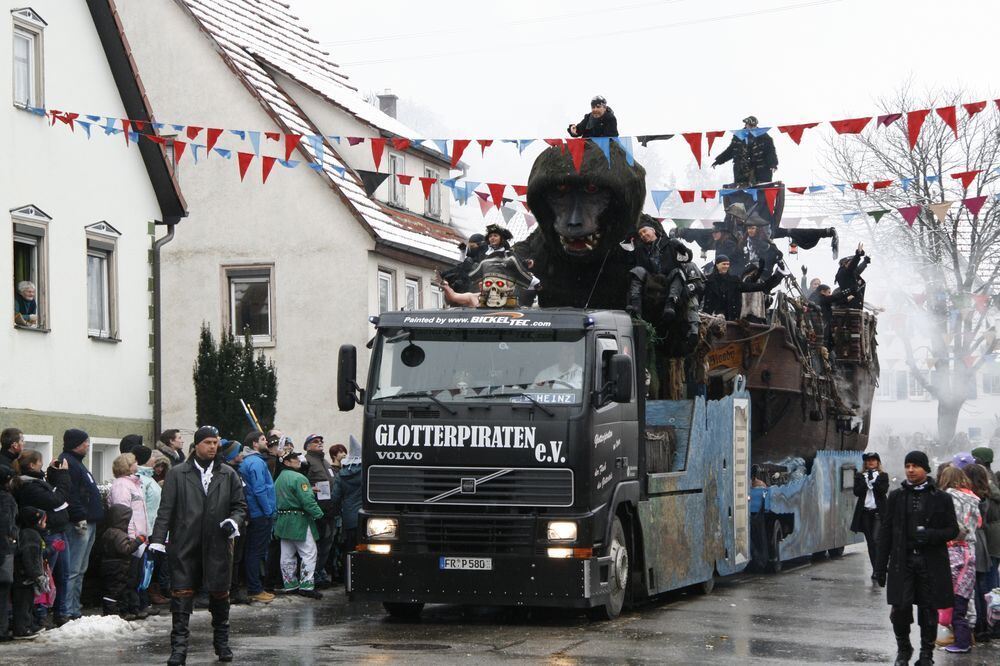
[377,89,398,119]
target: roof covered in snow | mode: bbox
[177,0,461,262]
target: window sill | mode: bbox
[251,339,276,349]
[89,335,122,344]
[13,102,43,114]
[14,323,49,333]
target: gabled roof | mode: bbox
[175,0,461,263]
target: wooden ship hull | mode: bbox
[705,308,878,464]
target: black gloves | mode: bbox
[913,526,928,545]
[875,571,886,587]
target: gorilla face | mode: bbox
[545,182,612,256]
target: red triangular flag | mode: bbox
[898,205,921,226]
[830,117,871,134]
[347,137,364,146]
[963,101,987,118]
[543,138,565,154]
[206,128,224,153]
[284,133,302,161]
[872,180,893,190]
[477,194,492,217]
[133,120,146,133]
[145,134,167,145]
[237,152,254,181]
[262,156,277,184]
[370,137,386,170]
[418,176,436,200]
[477,139,493,156]
[788,186,807,195]
[763,188,779,213]
[186,126,202,140]
[778,122,819,145]
[851,182,869,192]
[487,183,506,209]
[122,119,131,145]
[706,131,725,153]
[566,138,586,172]
[951,170,981,190]
[397,174,413,185]
[391,137,410,152]
[173,139,187,163]
[935,106,958,138]
[451,139,471,168]
[512,185,528,197]
[995,99,1000,110]
[877,113,902,127]
[678,190,694,203]
[265,131,280,141]
[682,132,702,167]
[701,190,716,201]
[973,293,990,313]
[906,109,930,149]
[962,195,987,217]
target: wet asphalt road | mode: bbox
[6,544,999,665]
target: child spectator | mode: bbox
[274,451,324,598]
[109,453,148,539]
[0,467,19,641]
[13,506,47,640]
[99,504,145,620]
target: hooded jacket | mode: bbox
[274,468,325,542]
[983,481,1000,559]
[0,489,17,559]
[13,466,72,534]
[109,474,148,538]
[99,504,143,600]
[14,507,45,584]
[331,464,363,530]
[135,466,161,525]
[238,451,276,519]
[570,107,618,138]
[59,448,104,524]
[304,450,337,516]
[155,441,185,467]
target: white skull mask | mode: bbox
[480,275,514,308]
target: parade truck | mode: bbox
[337,307,755,619]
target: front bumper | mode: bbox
[348,552,612,608]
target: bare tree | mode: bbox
[823,87,1000,444]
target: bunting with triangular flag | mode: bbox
[777,122,819,145]
[681,132,702,167]
[962,195,987,216]
[936,106,958,138]
[357,170,390,197]
[906,109,930,149]
[928,201,954,222]
[867,209,889,223]
[898,205,921,226]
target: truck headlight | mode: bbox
[547,521,577,541]
[367,518,398,539]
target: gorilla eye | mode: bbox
[556,184,571,193]
[583,183,598,194]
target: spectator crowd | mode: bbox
[0,425,360,642]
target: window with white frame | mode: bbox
[404,277,420,310]
[11,204,49,329]
[377,269,395,313]
[424,166,441,218]
[875,369,895,400]
[909,370,930,400]
[388,152,405,207]
[86,222,120,339]
[12,8,46,109]
[226,265,274,344]
[22,434,52,466]
[88,438,118,485]
[983,372,1000,395]
[430,285,444,309]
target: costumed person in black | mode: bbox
[150,426,247,665]
[567,95,618,138]
[852,452,890,580]
[738,259,786,323]
[703,255,780,322]
[440,233,486,294]
[874,450,959,666]
[711,115,778,185]
[835,243,870,309]
[742,220,782,276]
[482,224,513,257]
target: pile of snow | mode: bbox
[35,614,154,644]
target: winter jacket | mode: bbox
[983,481,1000,559]
[569,107,618,138]
[109,475,148,538]
[713,133,778,185]
[155,441,185,467]
[150,456,247,593]
[13,467,72,534]
[0,490,17,558]
[274,469,324,542]
[835,250,869,309]
[850,469,889,533]
[331,464,362,530]
[99,504,142,601]
[260,450,279,480]
[304,450,337,516]
[703,270,775,321]
[135,467,161,525]
[238,452,276,519]
[0,449,17,473]
[59,449,104,524]
[14,507,46,586]
[875,478,959,609]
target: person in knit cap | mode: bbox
[150,426,247,665]
[874,450,959,666]
[273,451,324,599]
[119,434,143,455]
[57,428,103,621]
[702,254,778,321]
[132,445,166,605]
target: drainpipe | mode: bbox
[152,221,177,437]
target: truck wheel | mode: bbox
[696,576,715,595]
[766,521,783,574]
[827,546,845,558]
[383,602,424,620]
[588,516,630,620]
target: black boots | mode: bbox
[209,597,233,662]
[626,275,644,319]
[892,634,912,666]
[914,608,937,665]
[167,596,193,666]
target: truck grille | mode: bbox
[367,465,574,507]
[404,514,535,555]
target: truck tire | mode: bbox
[588,516,630,620]
[696,576,715,595]
[827,546,845,558]
[766,521,783,574]
[383,602,424,620]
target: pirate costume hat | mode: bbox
[484,223,513,242]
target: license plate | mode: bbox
[439,556,493,571]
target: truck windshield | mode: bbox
[371,328,587,404]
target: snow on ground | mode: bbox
[34,614,165,644]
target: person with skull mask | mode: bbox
[711,115,778,185]
[437,255,536,309]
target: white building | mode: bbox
[1,2,186,481]
[113,0,465,442]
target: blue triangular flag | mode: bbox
[78,121,92,139]
[718,188,740,197]
[441,178,458,191]
[749,127,771,137]
[744,188,758,201]
[171,124,186,132]
[842,212,859,223]
[926,174,939,184]
[86,114,101,122]
[230,129,246,140]
[28,106,47,117]
[191,144,203,164]
[327,135,341,144]
[731,128,750,142]
[103,117,118,135]
[808,185,825,193]
[651,190,673,212]
[517,139,535,155]
[432,139,450,158]
[901,177,914,192]
[248,131,261,156]
[214,148,231,159]
[457,182,481,204]
[612,137,634,166]
[331,165,346,177]
[306,135,324,166]
[308,162,324,171]
[591,137,611,166]
[834,183,847,194]
[128,130,139,144]
[277,159,300,169]
[411,139,425,148]
[152,123,164,131]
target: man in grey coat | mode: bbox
[151,426,247,665]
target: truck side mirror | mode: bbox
[610,353,633,403]
[338,345,363,411]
